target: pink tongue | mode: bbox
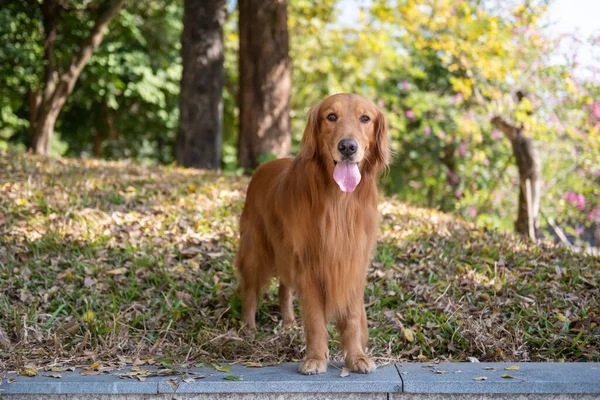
[333,161,361,192]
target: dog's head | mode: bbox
[299,93,389,192]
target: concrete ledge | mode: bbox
[157,363,400,393]
[397,362,600,394]
[0,363,400,396]
[1,362,599,399]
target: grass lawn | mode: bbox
[1,153,599,374]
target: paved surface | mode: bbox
[1,362,599,399]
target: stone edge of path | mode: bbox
[0,362,599,395]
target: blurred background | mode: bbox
[1,0,598,251]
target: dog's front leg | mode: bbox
[298,288,328,375]
[336,299,376,374]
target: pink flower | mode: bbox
[400,80,411,90]
[424,126,431,134]
[575,226,584,236]
[491,129,502,140]
[458,145,467,156]
[589,208,600,221]
[452,93,463,104]
[454,189,463,198]
[378,99,385,108]
[564,191,586,210]
[437,130,446,139]
[483,158,489,166]
[590,103,600,119]
[468,207,477,217]
[446,170,459,185]
[405,110,415,119]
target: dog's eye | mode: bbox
[327,113,338,122]
[360,115,370,123]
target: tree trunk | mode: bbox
[31,0,126,156]
[176,0,226,170]
[492,116,542,240]
[32,107,60,155]
[238,0,291,170]
[28,92,41,139]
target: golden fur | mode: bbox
[235,93,389,375]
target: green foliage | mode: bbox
[0,2,43,147]
[60,0,183,163]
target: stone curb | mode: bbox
[1,362,599,396]
[398,362,600,394]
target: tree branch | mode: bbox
[41,0,60,101]
[491,115,517,141]
[59,0,127,87]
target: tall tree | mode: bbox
[491,92,542,239]
[30,0,126,155]
[238,0,291,170]
[176,0,226,170]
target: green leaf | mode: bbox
[223,375,243,381]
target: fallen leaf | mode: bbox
[504,365,520,371]
[83,311,95,323]
[47,373,62,379]
[435,369,449,374]
[83,277,97,287]
[223,375,243,381]
[87,362,101,370]
[214,365,231,373]
[165,379,178,389]
[244,362,263,368]
[180,246,203,256]
[19,368,38,377]
[468,357,480,363]
[8,377,17,383]
[483,367,496,371]
[80,369,101,376]
[340,367,350,377]
[501,374,515,379]
[556,313,568,322]
[106,267,127,275]
[403,328,415,342]
[183,377,195,383]
[474,376,487,381]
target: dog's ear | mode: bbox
[299,103,320,160]
[374,109,390,167]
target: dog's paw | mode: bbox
[345,355,376,374]
[298,358,327,375]
[282,318,297,329]
[240,319,257,332]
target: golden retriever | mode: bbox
[235,93,389,375]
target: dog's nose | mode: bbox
[337,139,358,157]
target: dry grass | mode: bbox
[0,153,599,373]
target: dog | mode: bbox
[235,93,389,375]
